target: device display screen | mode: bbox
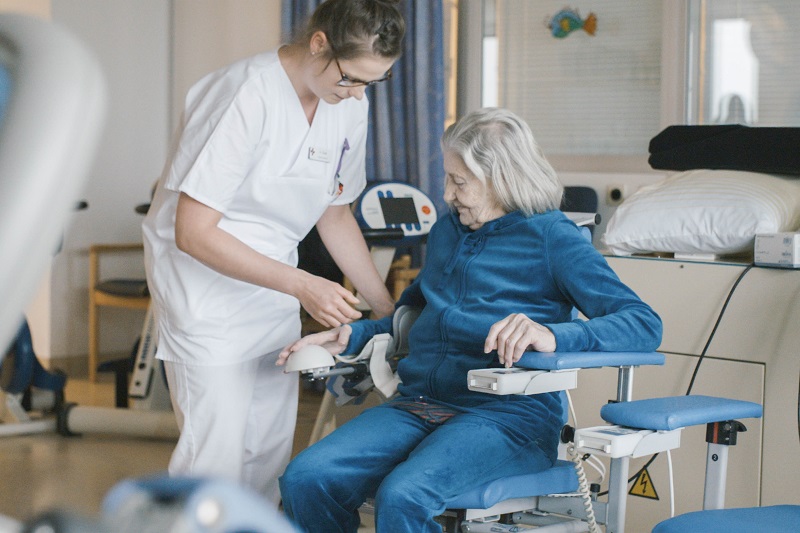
[380,196,419,225]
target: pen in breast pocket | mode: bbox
[331,138,350,196]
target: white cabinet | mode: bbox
[575,256,800,531]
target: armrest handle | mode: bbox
[516,351,665,370]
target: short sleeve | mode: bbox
[165,80,267,213]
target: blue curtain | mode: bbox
[281,0,446,215]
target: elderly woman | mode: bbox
[277,108,662,532]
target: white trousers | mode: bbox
[163,351,299,506]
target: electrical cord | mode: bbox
[568,443,602,533]
[686,263,754,395]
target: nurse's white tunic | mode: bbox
[143,50,368,366]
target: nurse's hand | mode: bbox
[484,313,557,368]
[295,274,363,328]
[276,326,352,366]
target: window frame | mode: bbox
[456,1,689,173]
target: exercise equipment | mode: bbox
[286,308,764,532]
[58,305,178,440]
[0,320,66,437]
[21,475,299,532]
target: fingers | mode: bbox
[485,314,545,368]
[337,325,352,346]
[300,278,362,328]
[276,328,344,366]
[276,337,311,366]
[484,315,510,354]
[313,305,362,328]
[276,343,297,366]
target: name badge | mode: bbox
[308,146,330,162]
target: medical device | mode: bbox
[754,232,800,268]
[288,306,420,404]
[353,181,437,242]
[1,321,67,437]
[58,305,177,440]
[21,475,299,533]
[573,425,682,459]
[350,182,437,310]
[467,367,577,396]
[284,309,763,533]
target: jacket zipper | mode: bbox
[428,234,485,397]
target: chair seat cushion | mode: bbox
[445,460,578,510]
[96,279,149,297]
[601,395,763,431]
[652,505,800,533]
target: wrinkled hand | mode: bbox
[484,313,556,368]
[276,326,352,366]
[296,274,362,328]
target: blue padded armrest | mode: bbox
[652,505,800,533]
[516,351,664,370]
[601,395,763,431]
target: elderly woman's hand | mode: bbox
[276,325,352,366]
[484,313,557,368]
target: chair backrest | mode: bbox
[561,186,599,236]
[0,14,106,354]
[561,186,599,214]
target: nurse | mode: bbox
[142,0,404,505]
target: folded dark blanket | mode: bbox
[648,125,800,175]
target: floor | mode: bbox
[0,372,376,531]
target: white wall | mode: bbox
[37,0,280,362]
[172,0,282,130]
[558,172,665,248]
[49,0,171,360]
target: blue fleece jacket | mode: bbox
[346,210,662,460]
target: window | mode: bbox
[477,1,663,159]
[687,0,800,126]
[466,0,800,171]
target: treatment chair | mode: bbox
[287,306,764,533]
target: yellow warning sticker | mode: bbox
[629,469,659,500]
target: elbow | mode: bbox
[174,228,191,255]
[174,225,201,257]
[644,312,664,352]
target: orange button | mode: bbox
[421,205,431,215]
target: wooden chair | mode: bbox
[88,243,150,382]
[385,254,420,300]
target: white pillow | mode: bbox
[602,169,800,256]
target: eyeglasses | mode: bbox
[334,57,392,87]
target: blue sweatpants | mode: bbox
[279,398,553,533]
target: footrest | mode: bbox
[600,395,763,431]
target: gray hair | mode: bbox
[441,108,562,216]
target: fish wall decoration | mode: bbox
[547,8,597,39]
